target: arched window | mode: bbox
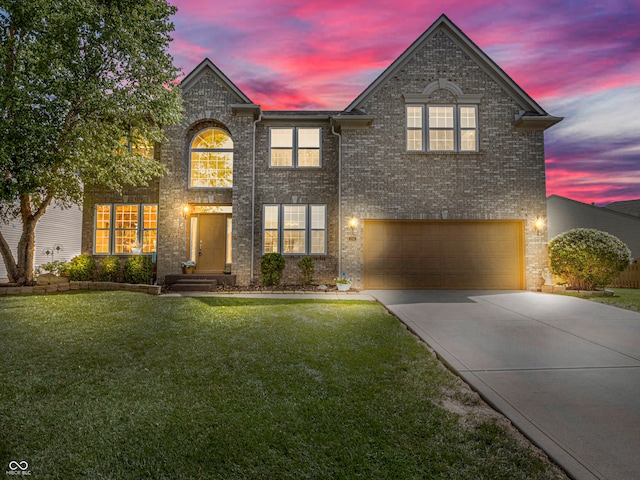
[189,128,234,188]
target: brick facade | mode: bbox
[82,15,561,290]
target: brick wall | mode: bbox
[340,30,548,290]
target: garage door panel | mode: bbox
[366,256,385,273]
[364,220,523,290]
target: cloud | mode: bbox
[167,0,640,203]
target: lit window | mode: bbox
[95,205,111,254]
[269,128,321,168]
[94,204,157,254]
[283,205,306,254]
[114,205,139,254]
[190,128,234,188]
[263,205,279,254]
[142,205,158,253]
[406,105,478,152]
[263,204,327,255]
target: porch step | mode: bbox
[170,278,217,292]
[165,274,236,287]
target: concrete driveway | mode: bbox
[368,290,640,480]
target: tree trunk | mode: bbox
[15,216,38,285]
[0,194,52,285]
[0,230,19,283]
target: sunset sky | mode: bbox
[167,0,640,206]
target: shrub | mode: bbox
[549,228,632,290]
[261,253,285,286]
[298,256,315,285]
[37,260,69,276]
[67,255,96,281]
[123,255,154,284]
[98,256,121,282]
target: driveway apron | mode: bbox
[369,290,640,480]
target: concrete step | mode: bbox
[170,279,217,292]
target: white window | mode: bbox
[269,127,321,168]
[406,105,477,152]
[94,204,157,254]
[262,204,327,255]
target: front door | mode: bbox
[196,214,228,272]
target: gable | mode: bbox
[346,14,561,129]
[181,58,253,104]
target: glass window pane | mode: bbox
[213,129,234,149]
[298,128,320,148]
[460,130,477,151]
[226,217,233,265]
[115,230,138,253]
[407,106,423,128]
[311,230,325,254]
[407,130,423,151]
[428,106,454,128]
[96,205,110,229]
[95,230,110,254]
[460,107,477,128]
[264,206,279,229]
[297,149,320,167]
[191,129,214,149]
[429,130,454,151]
[283,205,306,229]
[190,217,198,262]
[284,230,306,254]
[270,149,293,167]
[311,205,325,229]
[264,231,279,254]
[190,151,233,187]
[115,205,138,229]
[271,128,293,148]
[142,230,157,253]
[143,205,157,229]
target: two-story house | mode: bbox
[81,14,562,290]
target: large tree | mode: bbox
[0,0,183,284]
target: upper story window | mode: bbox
[406,105,478,152]
[189,128,233,188]
[404,78,482,153]
[269,127,321,168]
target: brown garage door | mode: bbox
[364,220,524,290]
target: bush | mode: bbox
[298,256,315,285]
[67,255,96,281]
[98,256,121,282]
[37,260,69,276]
[261,253,285,286]
[123,255,154,284]
[549,228,632,290]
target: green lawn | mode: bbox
[1,292,566,479]
[563,288,640,312]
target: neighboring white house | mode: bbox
[547,195,640,259]
[0,205,83,282]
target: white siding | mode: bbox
[0,205,82,281]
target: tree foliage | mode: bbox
[548,228,632,290]
[0,0,183,284]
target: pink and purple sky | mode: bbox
[168,0,640,206]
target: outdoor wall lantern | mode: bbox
[533,216,546,231]
[348,217,359,231]
[182,205,191,218]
